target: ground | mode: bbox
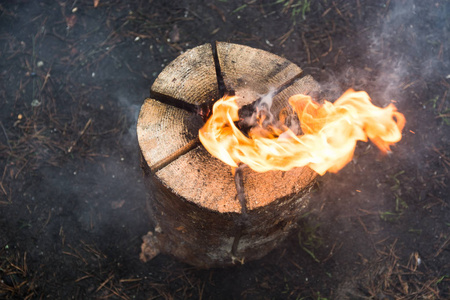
[0,0,449,299]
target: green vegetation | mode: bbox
[380,170,408,222]
[379,211,398,222]
[232,4,247,14]
[274,0,311,24]
[298,223,322,263]
[426,95,450,125]
[435,274,449,285]
[437,109,450,125]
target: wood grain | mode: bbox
[216,41,303,107]
[151,43,220,106]
[137,98,202,170]
[155,146,240,213]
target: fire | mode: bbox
[198,89,405,175]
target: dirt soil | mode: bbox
[1,0,449,299]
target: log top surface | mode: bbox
[137,42,319,213]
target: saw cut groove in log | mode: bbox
[137,98,203,172]
[149,91,199,114]
[212,42,227,98]
[138,42,320,267]
[150,138,200,173]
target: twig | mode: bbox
[277,27,294,46]
[67,118,92,153]
[42,209,52,228]
[15,159,29,179]
[321,31,333,57]
[288,257,303,270]
[321,242,342,263]
[437,90,447,113]
[75,274,94,282]
[332,1,343,18]
[301,32,311,64]
[434,236,450,257]
[96,273,114,293]
[0,120,12,152]
[119,278,142,283]
[0,181,7,196]
[39,65,52,93]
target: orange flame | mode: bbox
[199,89,405,175]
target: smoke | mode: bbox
[310,1,448,178]
[258,88,277,111]
[370,2,448,104]
[235,87,304,141]
[117,94,142,148]
[237,88,276,130]
[314,2,448,112]
[306,2,449,293]
[254,87,277,127]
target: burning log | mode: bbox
[137,42,321,267]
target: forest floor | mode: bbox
[0,0,449,299]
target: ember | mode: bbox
[199,89,405,175]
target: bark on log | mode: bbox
[138,42,320,268]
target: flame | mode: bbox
[198,89,405,175]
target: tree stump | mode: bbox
[138,42,320,268]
